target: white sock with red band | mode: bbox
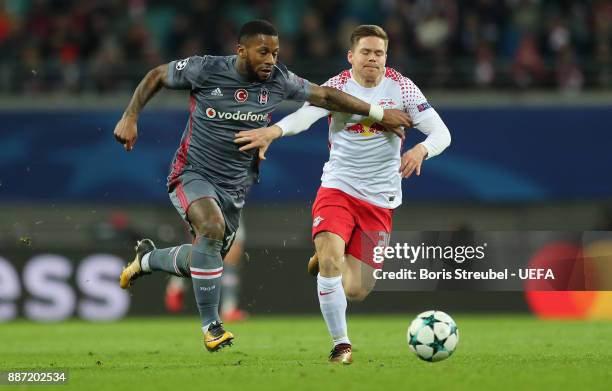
[317,274,350,346]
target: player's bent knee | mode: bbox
[187,198,226,240]
[192,219,225,240]
[344,286,369,302]
[318,255,343,276]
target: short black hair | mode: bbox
[238,20,278,43]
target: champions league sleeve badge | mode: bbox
[258,87,269,105]
[176,58,189,70]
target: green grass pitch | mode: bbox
[1,315,611,390]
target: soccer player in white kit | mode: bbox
[235,25,451,364]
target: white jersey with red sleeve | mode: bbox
[320,68,438,209]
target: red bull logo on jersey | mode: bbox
[205,107,269,122]
[378,98,396,108]
[345,119,386,137]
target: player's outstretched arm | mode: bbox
[307,83,412,139]
[234,104,328,159]
[113,64,170,151]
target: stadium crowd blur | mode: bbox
[0,0,610,93]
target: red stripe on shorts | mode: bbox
[175,182,189,213]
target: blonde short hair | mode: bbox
[350,25,389,49]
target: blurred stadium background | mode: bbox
[1,0,612,324]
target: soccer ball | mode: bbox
[407,310,459,362]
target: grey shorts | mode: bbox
[169,170,244,256]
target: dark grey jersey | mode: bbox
[165,55,310,193]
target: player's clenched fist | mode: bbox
[113,115,138,152]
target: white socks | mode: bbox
[317,274,350,346]
[140,252,152,272]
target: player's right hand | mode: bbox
[234,125,283,160]
[381,109,413,139]
[400,144,428,179]
[113,115,138,152]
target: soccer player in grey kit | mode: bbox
[113,20,412,352]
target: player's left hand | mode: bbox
[400,144,428,179]
[234,125,283,160]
